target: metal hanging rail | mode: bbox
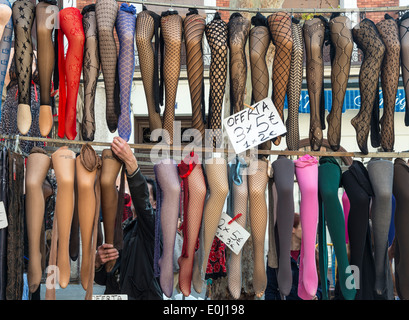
[122,0,409,14]
[2,134,409,159]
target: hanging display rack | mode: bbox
[2,134,409,159]
[123,0,409,14]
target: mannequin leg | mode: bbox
[205,13,228,148]
[177,161,206,297]
[199,158,228,288]
[376,17,400,152]
[249,14,271,150]
[286,18,303,151]
[267,11,292,146]
[51,146,76,288]
[272,156,295,297]
[303,18,325,151]
[100,149,122,272]
[75,152,97,290]
[319,157,356,300]
[367,158,394,298]
[342,161,376,300]
[294,155,319,300]
[393,158,409,299]
[160,11,182,145]
[81,4,100,141]
[228,12,250,115]
[12,0,35,135]
[58,7,85,140]
[248,159,269,297]
[95,0,119,133]
[351,19,385,154]
[154,159,180,298]
[184,9,206,143]
[398,14,409,126]
[327,15,353,151]
[227,164,248,299]
[135,9,162,136]
[0,0,12,122]
[25,150,51,293]
[36,1,56,137]
[116,4,136,142]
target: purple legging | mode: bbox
[294,155,319,300]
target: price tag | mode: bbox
[223,97,287,154]
[92,294,128,300]
[215,212,250,255]
[0,202,7,229]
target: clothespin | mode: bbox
[243,103,254,110]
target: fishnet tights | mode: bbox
[205,13,228,148]
[268,12,293,146]
[249,14,271,150]
[286,19,303,151]
[303,17,325,151]
[82,6,100,141]
[377,16,400,152]
[178,162,206,297]
[154,160,181,298]
[248,159,268,297]
[227,166,248,299]
[228,13,250,115]
[327,15,353,151]
[351,19,385,154]
[135,10,162,136]
[95,0,118,133]
[184,9,206,143]
[161,12,182,145]
[201,158,229,283]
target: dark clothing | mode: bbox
[265,257,324,300]
[94,168,162,300]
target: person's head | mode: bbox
[292,213,302,242]
[145,176,157,210]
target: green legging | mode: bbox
[318,156,356,300]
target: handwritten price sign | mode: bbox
[223,98,287,154]
[215,212,250,255]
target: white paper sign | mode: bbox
[0,202,7,229]
[215,212,250,255]
[92,294,128,300]
[223,97,287,154]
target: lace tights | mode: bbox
[303,17,325,151]
[184,9,206,143]
[351,19,385,154]
[13,0,35,135]
[81,5,100,141]
[327,15,353,151]
[376,16,400,152]
[268,11,292,147]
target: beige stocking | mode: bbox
[25,148,51,293]
[51,146,76,288]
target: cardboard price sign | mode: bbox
[215,212,250,255]
[223,98,287,154]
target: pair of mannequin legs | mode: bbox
[40,146,101,290]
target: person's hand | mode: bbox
[95,243,119,269]
[111,136,138,175]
